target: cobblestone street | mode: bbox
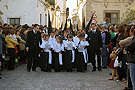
[0,64,125,90]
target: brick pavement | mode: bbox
[0,64,125,90]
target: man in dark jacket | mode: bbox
[26,24,42,72]
[86,23,103,71]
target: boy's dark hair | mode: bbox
[34,24,39,28]
[68,34,73,38]
[77,31,81,35]
[39,26,43,31]
[64,30,69,33]
[15,30,20,34]
[3,23,8,27]
[45,35,49,38]
[10,30,14,35]
[44,25,47,27]
[12,24,15,27]
[50,31,55,34]
[5,30,10,36]
[91,23,96,26]
[55,29,59,32]
[81,28,86,32]
[81,33,85,37]
[55,34,59,38]
[79,33,84,38]
[58,36,63,45]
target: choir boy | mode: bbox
[40,35,53,72]
[64,34,76,72]
[53,36,64,72]
[76,34,89,72]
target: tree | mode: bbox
[46,0,55,5]
[121,7,135,24]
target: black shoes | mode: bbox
[102,67,107,69]
[0,73,2,79]
[27,69,30,72]
[123,87,132,90]
[92,69,96,72]
[92,67,96,72]
[32,69,36,72]
[92,67,102,72]
[27,69,36,72]
[98,69,102,71]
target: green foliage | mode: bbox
[46,0,55,5]
[121,8,135,24]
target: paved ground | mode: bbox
[0,64,125,90]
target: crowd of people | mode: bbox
[0,22,135,90]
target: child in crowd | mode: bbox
[108,51,118,80]
[64,34,76,72]
[40,35,53,72]
[53,36,64,72]
[76,33,89,72]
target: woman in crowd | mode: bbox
[119,25,135,90]
[109,26,115,39]
[126,25,135,90]
[20,28,28,63]
[15,30,26,65]
[5,30,19,71]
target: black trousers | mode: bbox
[8,48,15,70]
[51,50,55,69]
[117,67,126,81]
[27,51,39,70]
[40,52,51,71]
[19,50,26,63]
[89,46,101,69]
[54,53,60,71]
[77,52,86,71]
[65,50,72,70]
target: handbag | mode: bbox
[115,48,123,56]
[127,53,135,63]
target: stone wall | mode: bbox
[77,0,135,28]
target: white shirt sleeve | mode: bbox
[61,44,64,51]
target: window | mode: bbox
[45,14,47,25]
[40,14,42,25]
[10,18,20,25]
[104,10,120,24]
[105,13,118,23]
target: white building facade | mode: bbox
[0,0,48,26]
[55,0,67,29]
